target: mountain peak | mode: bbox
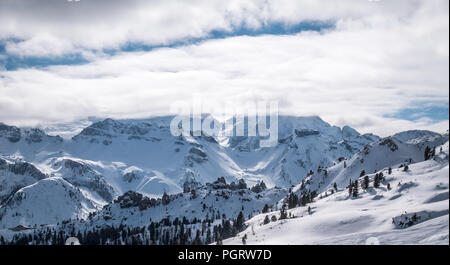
[392,130,441,143]
[342,125,360,138]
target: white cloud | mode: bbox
[0,0,448,137]
[0,0,437,57]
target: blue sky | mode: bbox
[386,103,449,122]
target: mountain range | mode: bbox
[0,116,448,245]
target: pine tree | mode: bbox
[310,190,317,200]
[262,204,270,213]
[363,175,369,189]
[222,220,233,239]
[216,234,223,245]
[352,180,359,197]
[388,167,392,174]
[206,229,212,244]
[403,165,409,171]
[193,230,202,245]
[263,215,270,225]
[279,203,288,220]
[287,192,298,209]
[300,193,307,206]
[234,211,245,232]
[333,182,338,191]
[424,146,431,161]
[360,170,366,177]
[348,179,353,196]
[374,174,381,188]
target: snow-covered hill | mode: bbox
[223,140,449,245]
[0,177,98,229]
[296,131,448,195]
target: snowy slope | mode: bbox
[297,131,449,195]
[223,141,449,245]
[0,177,99,229]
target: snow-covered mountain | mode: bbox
[0,117,448,244]
[296,131,448,195]
[224,139,449,245]
[0,177,98,229]
[222,116,380,187]
[0,116,379,198]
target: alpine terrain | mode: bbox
[0,116,447,245]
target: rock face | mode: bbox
[115,191,157,210]
[379,138,399,152]
[0,158,47,203]
[0,123,21,143]
[75,118,124,139]
[53,159,116,202]
[73,118,161,143]
[250,181,267,193]
[295,129,320,137]
[0,122,63,144]
[206,177,248,191]
[7,160,46,180]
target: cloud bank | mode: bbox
[0,0,448,137]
